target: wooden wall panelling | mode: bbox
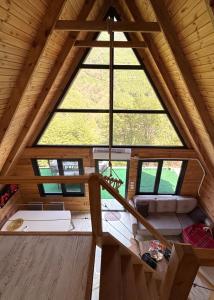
[148,0,214,144]
[0,0,70,169]
[14,148,92,211]
[0,0,67,141]
[199,175,214,221]
[0,0,97,176]
[14,147,203,210]
[180,160,204,196]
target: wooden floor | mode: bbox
[0,233,95,300]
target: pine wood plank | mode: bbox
[121,255,138,300]
[0,0,67,151]
[0,0,96,175]
[133,264,150,300]
[148,0,214,147]
[160,244,199,300]
[99,245,123,300]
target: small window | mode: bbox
[32,159,84,197]
[139,161,159,193]
[137,160,186,195]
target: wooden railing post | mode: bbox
[160,243,199,300]
[88,174,102,238]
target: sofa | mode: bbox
[130,195,197,237]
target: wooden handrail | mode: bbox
[0,175,89,184]
[97,174,172,249]
[0,173,172,248]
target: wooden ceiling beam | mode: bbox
[0,0,67,146]
[74,40,147,48]
[205,0,214,28]
[0,1,110,176]
[148,0,214,149]
[124,0,214,177]
[55,20,161,32]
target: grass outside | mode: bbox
[38,167,179,197]
[39,168,80,194]
[140,168,179,194]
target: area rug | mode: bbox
[104,212,121,221]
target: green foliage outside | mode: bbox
[38,32,182,147]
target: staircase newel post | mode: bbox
[160,243,199,300]
[88,173,102,239]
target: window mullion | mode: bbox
[57,160,66,195]
[154,160,162,194]
[175,160,187,194]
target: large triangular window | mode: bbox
[36,15,184,147]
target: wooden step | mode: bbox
[133,265,150,300]
[99,245,123,300]
[147,274,161,300]
[121,255,138,300]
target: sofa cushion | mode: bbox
[176,196,197,213]
[138,213,182,236]
[156,198,177,213]
[133,196,156,213]
[136,201,149,218]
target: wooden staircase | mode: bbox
[1,174,214,299]
[98,233,157,300]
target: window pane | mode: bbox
[83,32,109,64]
[140,162,158,193]
[37,159,62,194]
[114,32,140,65]
[158,161,183,194]
[38,113,109,145]
[62,161,82,193]
[113,114,182,146]
[59,69,109,109]
[114,70,163,110]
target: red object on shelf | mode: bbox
[182,223,214,248]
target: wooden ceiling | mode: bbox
[0,0,214,178]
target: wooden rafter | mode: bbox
[74,40,147,48]
[205,0,214,28]
[0,0,67,146]
[148,0,214,149]
[0,1,110,175]
[55,20,160,32]
[124,0,214,177]
[113,1,192,148]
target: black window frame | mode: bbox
[32,158,85,197]
[33,8,186,148]
[136,159,187,195]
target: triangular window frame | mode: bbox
[34,7,186,148]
